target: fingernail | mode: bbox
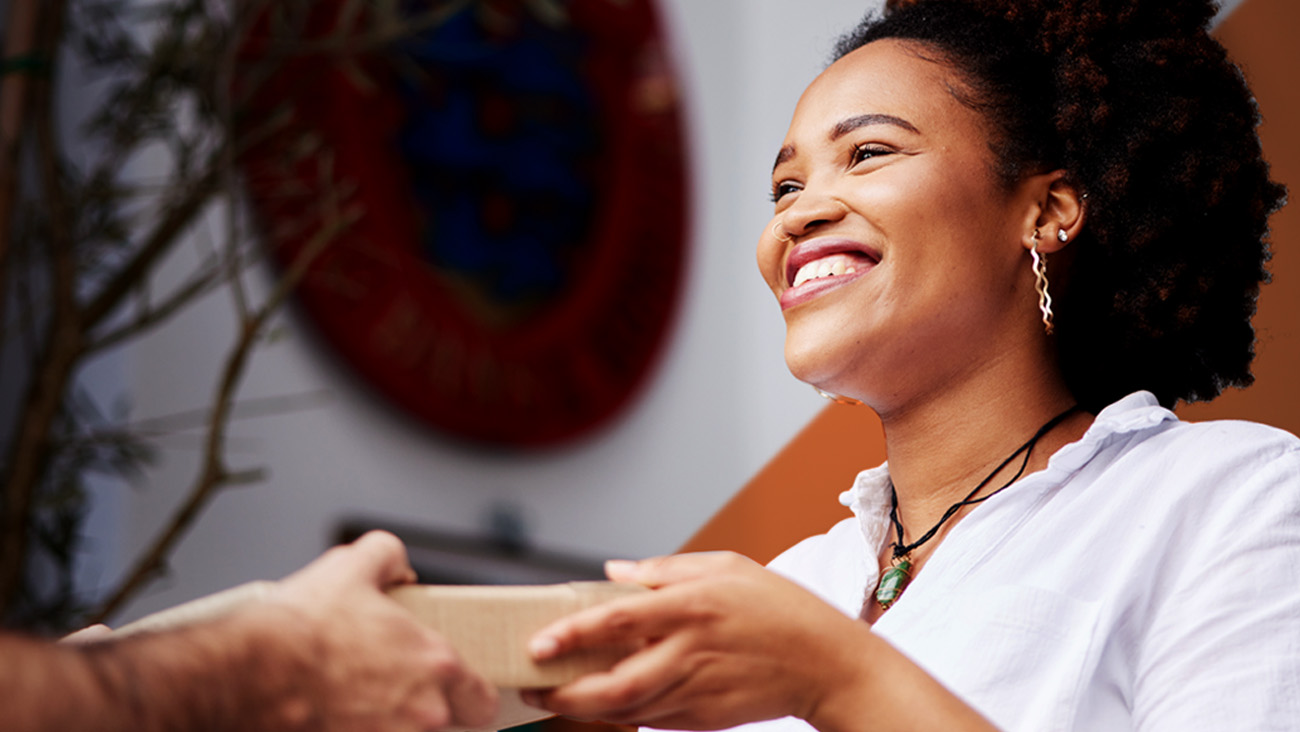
[529,634,559,659]
[605,559,637,579]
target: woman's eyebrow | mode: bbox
[773,114,921,172]
[830,113,920,139]
[773,145,796,173]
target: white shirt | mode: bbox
[741,392,1300,732]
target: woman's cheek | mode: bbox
[756,227,786,294]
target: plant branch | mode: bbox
[78,152,225,331]
[218,0,253,320]
[0,0,76,616]
[84,259,228,354]
[78,99,291,333]
[0,0,43,337]
[90,184,358,623]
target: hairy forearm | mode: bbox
[3,607,314,732]
[0,633,119,732]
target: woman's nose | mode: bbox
[779,195,850,239]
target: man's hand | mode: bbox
[251,530,500,731]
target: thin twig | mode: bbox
[79,152,225,331]
[90,184,358,623]
[84,261,227,353]
[218,0,249,321]
[79,100,291,332]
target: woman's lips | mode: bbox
[779,238,880,310]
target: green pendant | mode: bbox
[875,559,913,610]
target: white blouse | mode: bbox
[741,391,1300,731]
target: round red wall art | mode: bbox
[238,1,689,448]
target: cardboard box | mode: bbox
[111,581,648,731]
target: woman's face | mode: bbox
[758,39,1044,412]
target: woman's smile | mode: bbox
[780,237,881,310]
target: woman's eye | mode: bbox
[852,144,893,165]
[770,181,802,203]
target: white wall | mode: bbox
[92,0,882,623]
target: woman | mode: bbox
[524,1,1297,729]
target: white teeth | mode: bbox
[792,262,818,288]
[792,258,862,288]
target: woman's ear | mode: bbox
[1022,171,1085,254]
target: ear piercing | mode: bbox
[1057,229,1069,243]
[1031,230,1055,335]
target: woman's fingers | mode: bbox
[531,552,763,662]
[606,552,760,588]
[527,633,694,723]
[529,593,667,661]
[529,582,715,661]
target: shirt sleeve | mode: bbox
[1133,442,1300,732]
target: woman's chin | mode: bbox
[786,358,852,402]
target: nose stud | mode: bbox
[772,199,850,243]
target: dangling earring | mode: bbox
[1031,230,1054,335]
[814,386,863,406]
[772,219,792,242]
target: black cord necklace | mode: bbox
[875,405,1080,610]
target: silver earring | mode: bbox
[1057,229,1069,243]
[814,386,863,406]
[1030,235,1054,335]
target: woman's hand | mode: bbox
[523,551,876,731]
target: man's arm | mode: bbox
[4,531,498,732]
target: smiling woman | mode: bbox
[758,37,1073,416]
[521,1,1299,731]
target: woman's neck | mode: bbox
[874,359,1091,545]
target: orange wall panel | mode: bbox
[680,405,884,563]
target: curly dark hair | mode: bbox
[834,0,1286,412]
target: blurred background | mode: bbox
[0,0,1294,635]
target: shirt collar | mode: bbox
[839,391,1178,553]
